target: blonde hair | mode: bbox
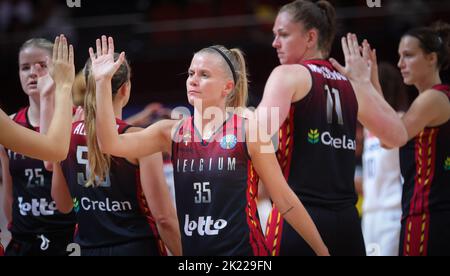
[83,54,130,187]
[20,38,53,56]
[197,45,249,108]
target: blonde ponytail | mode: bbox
[227,48,248,109]
[83,69,111,187]
[82,54,130,187]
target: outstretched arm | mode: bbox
[0,35,74,161]
[330,33,408,148]
[247,128,329,256]
[91,36,173,159]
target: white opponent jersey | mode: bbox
[362,129,403,213]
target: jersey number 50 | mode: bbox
[76,146,111,187]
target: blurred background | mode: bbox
[1,0,450,252]
[0,0,449,115]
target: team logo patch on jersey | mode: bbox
[445,157,450,171]
[220,135,238,150]
[308,129,320,144]
[73,198,80,213]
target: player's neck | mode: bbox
[302,49,325,62]
[113,101,123,120]
[415,73,441,94]
[193,106,228,139]
[27,96,40,127]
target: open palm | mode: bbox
[51,35,75,88]
[330,33,372,83]
[89,36,125,81]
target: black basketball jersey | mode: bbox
[7,107,76,236]
[60,119,163,252]
[172,114,267,256]
[277,60,359,207]
[400,85,450,256]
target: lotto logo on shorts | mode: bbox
[184,215,228,237]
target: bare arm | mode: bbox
[92,36,173,159]
[330,34,408,148]
[247,127,329,256]
[38,60,56,171]
[256,65,312,136]
[0,146,13,223]
[402,90,450,139]
[50,163,73,214]
[138,152,181,256]
[0,35,74,161]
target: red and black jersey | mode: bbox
[6,107,76,236]
[266,60,360,256]
[276,60,358,207]
[400,85,450,256]
[172,114,267,256]
[60,119,164,253]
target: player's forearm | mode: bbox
[45,85,73,161]
[50,163,73,214]
[273,188,329,256]
[353,81,408,147]
[40,91,56,169]
[95,78,122,154]
[156,216,182,256]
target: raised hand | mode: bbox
[362,39,382,93]
[89,36,125,81]
[330,33,372,84]
[36,58,55,98]
[51,35,75,89]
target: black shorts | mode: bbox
[400,211,450,256]
[276,205,366,256]
[81,238,163,256]
[5,229,75,256]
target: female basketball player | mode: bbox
[1,35,76,256]
[0,35,73,162]
[93,36,329,256]
[259,0,408,256]
[357,22,450,256]
[50,54,181,256]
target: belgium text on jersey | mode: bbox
[176,157,237,173]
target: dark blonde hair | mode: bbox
[20,38,53,56]
[404,21,450,70]
[197,45,249,108]
[280,0,336,57]
[83,54,130,187]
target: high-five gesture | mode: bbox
[89,36,125,81]
[330,33,372,84]
[361,39,382,94]
[0,34,75,161]
[330,33,408,148]
[52,35,75,89]
[36,58,55,99]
